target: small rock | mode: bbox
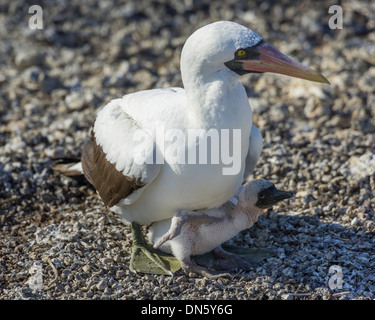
[21,66,45,90]
[82,265,91,272]
[96,279,108,291]
[351,217,361,226]
[281,293,294,300]
[15,49,43,69]
[51,258,63,267]
[282,267,294,278]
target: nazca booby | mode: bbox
[81,21,329,275]
[150,179,293,278]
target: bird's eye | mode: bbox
[258,192,265,199]
[236,49,246,57]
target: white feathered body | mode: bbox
[88,22,264,226]
[94,79,253,225]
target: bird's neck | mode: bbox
[182,67,249,129]
[232,204,263,230]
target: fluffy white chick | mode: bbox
[149,179,293,278]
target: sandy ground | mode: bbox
[0,0,374,300]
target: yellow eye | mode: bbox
[236,49,246,57]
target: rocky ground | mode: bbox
[1,0,374,300]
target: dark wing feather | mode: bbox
[82,129,144,207]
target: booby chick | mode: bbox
[150,179,293,278]
[79,21,328,275]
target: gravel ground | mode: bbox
[1,0,374,300]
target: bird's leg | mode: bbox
[153,211,189,249]
[212,245,256,271]
[154,210,221,249]
[129,222,180,276]
[180,256,231,279]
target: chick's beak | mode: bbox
[242,42,330,84]
[256,186,293,209]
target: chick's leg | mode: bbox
[154,210,221,249]
[153,211,189,249]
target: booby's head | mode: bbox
[181,21,329,84]
[238,179,293,210]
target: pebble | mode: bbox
[15,49,44,70]
[96,279,108,291]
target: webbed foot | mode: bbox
[181,259,231,279]
[193,244,276,272]
[213,245,257,270]
[129,222,180,275]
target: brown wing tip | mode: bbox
[81,128,144,207]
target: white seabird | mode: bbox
[151,179,293,278]
[80,21,329,274]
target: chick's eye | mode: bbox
[236,49,246,57]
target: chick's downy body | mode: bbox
[149,179,293,278]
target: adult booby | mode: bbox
[151,179,293,278]
[81,21,328,275]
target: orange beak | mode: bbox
[242,42,329,84]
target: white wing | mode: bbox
[85,88,185,207]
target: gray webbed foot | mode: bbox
[181,259,231,279]
[193,245,276,273]
[213,245,257,271]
